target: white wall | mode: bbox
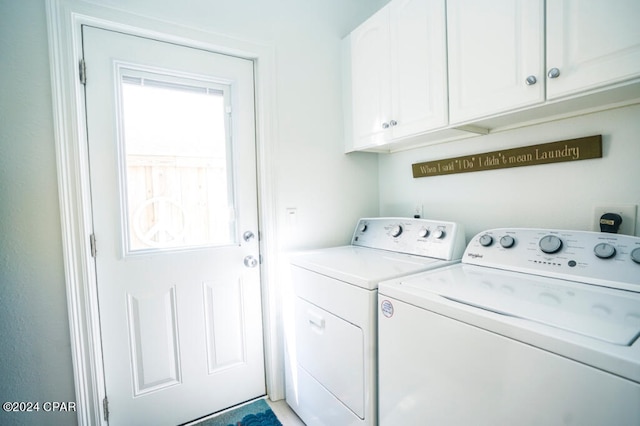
[0,1,77,425]
[379,104,640,241]
[0,0,385,424]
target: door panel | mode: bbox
[127,287,181,396]
[203,279,247,372]
[82,26,265,425]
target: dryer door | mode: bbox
[295,297,365,418]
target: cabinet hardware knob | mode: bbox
[382,122,390,129]
[390,120,398,126]
[525,75,537,85]
[547,68,561,79]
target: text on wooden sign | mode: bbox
[412,135,602,178]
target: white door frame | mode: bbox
[45,1,283,424]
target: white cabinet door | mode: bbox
[447,0,545,124]
[390,0,448,139]
[349,0,449,150]
[546,0,640,99]
[350,5,392,149]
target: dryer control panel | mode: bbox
[464,228,640,292]
[351,217,466,261]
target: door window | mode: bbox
[117,69,236,254]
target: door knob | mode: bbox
[243,230,255,242]
[244,255,258,268]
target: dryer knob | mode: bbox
[631,247,640,264]
[433,229,446,239]
[390,225,403,238]
[539,235,563,254]
[500,235,515,248]
[418,228,430,238]
[479,234,493,247]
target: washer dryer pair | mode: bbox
[379,228,640,426]
[285,217,466,426]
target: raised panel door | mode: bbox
[389,0,448,139]
[350,5,392,149]
[546,0,640,99]
[447,0,545,124]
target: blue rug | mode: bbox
[192,399,282,426]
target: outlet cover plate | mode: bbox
[592,204,637,236]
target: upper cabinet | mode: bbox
[448,0,640,125]
[344,0,640,153]
[546,0,640,99]
[447,0,545,124]
[348,0,449,151]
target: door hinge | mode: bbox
[79,59,87,85]
[90,233,97,258]
[103,396,109,422]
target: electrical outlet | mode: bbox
[592,204,637,235]
[413,204,424,219]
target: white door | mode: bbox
[82,26,265,425]
[546,0,640,99]
[447,0,544,123]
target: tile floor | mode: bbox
[266,398,306,426]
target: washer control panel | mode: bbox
[351,217,465,261]
[464,228,640,291]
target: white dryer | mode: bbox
[378,228,640,426]
[285,217,466,426]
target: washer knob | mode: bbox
[418,228,430,238]
[479,234,494,247]
[433,229,446,239]
[500,235,515,248]
[390,225,403,238]
[631,247,640,264]
[594,243,616,259]
[539,235,563,254]
[359,223,368,233]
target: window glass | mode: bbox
[119,71,235,253]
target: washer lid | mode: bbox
[394,265,640,346]
[290,246,448,290]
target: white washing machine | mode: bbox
[285,217,466,426]
[378,228,640,426]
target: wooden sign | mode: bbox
[412,135,602,178]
